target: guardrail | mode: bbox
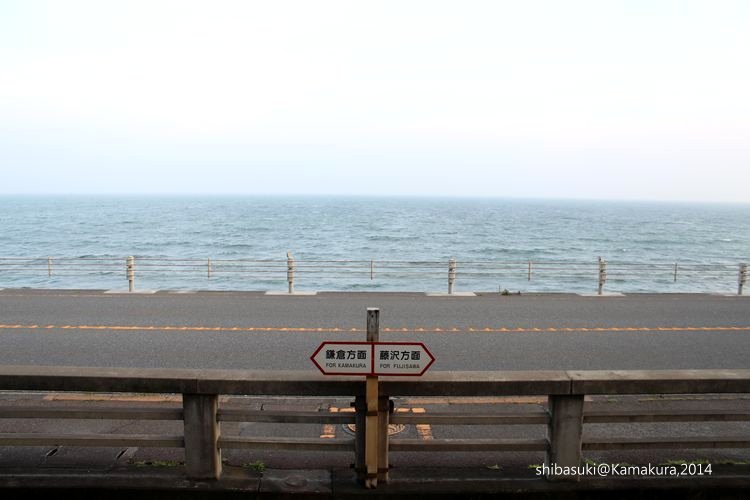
[1,365,749,488]
[0,255,747,295]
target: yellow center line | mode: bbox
[410,408,434,440]
[0,324,749,333]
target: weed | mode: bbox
[244,460,266,472]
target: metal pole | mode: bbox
[370,260,374,281]
[127,256,135,292]
[528,260,532,281]
[207,258,212,279]
[674,263,678,283]
[47,257,52,277]
[377,394,390,484]
[597,257,606,296]
[448,258,456,294]
[287,251,295,294]
[739,263,747,296]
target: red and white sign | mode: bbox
[311,341,435,376]
[372,342,435,376]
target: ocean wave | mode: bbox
[1,196,748,292]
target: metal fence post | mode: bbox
[126,256,135,292]
[739,263,747,296]
[528,260,532,281]
[47,257,52,277]
[183,393,222,480]
[207,258,212,279]
[287,251,295,294]
[353,395,366,483]
[597,257,606,295]
[448,258,456,294]
[674,262,678,283]
[546,394,584,482]
[377,395,390,483]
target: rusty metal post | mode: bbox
[287,251,295,294]
[597,257,606,295]
[448,258,456,294]
[739,263,747,296]
[126,256,135,292]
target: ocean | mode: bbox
[0,196,748,293]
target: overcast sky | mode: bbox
[1,1,749,201]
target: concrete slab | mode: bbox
[260,469,332,495]
[425,292,477,297]
[264,291,318,296]
[104,289,157,294]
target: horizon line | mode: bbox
[0,193,748,206]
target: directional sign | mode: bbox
[311,342,373,375]
[373,342,435,376]
[311,341,435,376]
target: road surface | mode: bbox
[0,289,748,371]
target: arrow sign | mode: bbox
[372,342,435,376]
[311,342,373,375]
[311,341,435,376]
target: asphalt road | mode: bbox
[0,289,748,371]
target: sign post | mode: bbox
[310,308,436,488]
[365,308,379,489]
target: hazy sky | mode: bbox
[1,1,749,201]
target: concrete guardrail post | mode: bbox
[448,258,457,294]
[546,394,584,482]
[126,256,135,292]
[183,393,221,480]
[287,251,295,294]
[739,263,747,296]
[597,257,606,295]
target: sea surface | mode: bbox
[0,196,748,293]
